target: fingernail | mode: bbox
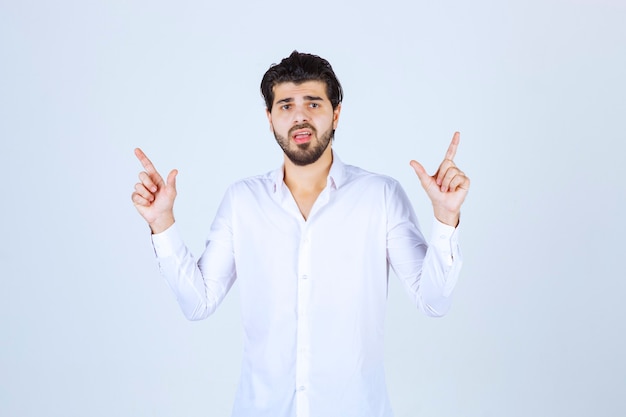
[151,186,157,192]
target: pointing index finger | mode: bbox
[445,132,460,161]
[134,147,158,174]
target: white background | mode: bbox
[1,0,624,416]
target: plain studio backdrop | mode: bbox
[1,0,624,416]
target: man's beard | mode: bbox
[273,123,334,166]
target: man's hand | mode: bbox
[131,148,178,234]
[410,132,470,227]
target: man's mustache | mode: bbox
[288,123,317,136]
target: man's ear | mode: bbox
[332,103,342,130]
[266,108,273,131]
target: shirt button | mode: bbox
[301,275,308,280]
[298,386,306,392]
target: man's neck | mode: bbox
[283,146,333,195]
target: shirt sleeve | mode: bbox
[150,189,237,321]
[386,181,463,317]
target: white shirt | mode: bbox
[151,152,462,417]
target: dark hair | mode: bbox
[261,51,343,112]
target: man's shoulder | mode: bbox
[341,162,401,189]
[223,170,277,196]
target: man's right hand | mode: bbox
[131,148,178,234]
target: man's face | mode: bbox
[267,80,341,166]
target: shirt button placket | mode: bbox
[295,226,312,417]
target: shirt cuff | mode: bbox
[429,218,460,266]
[151,222,184,258]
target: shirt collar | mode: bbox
[327,150,346,190]
[271,149,347,194]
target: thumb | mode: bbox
[166,169,178,190]
[410,160,430,184]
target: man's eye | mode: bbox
[309,103,319,108]
[281,104,291,110]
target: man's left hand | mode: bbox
[410,131,470,227]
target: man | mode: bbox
[132,51,470,417]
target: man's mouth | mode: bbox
[292,130,312,144]
[290,125,315,144]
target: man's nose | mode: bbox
[292,105,309,124]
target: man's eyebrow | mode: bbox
[275,96,325,105]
